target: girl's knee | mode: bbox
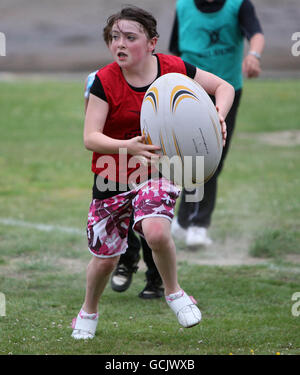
[143,220,171,250]
[89,255,119,275]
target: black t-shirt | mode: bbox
[169,0,263,56]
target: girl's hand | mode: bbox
[126,135,161,164]
[216,106,227,147]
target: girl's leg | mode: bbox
[82,255,120,313]
[142,217,180,296]
[73,191,133,339]
[71,255,119,339]
[141,217,202,328]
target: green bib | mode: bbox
[177,0,244,90]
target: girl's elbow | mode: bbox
[83,135,93,151]
[230,83,235,97]
[225,82,235,100]
[217,80,234,97]
[226,81,234,93]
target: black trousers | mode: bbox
[119,217,161,283]
[178,89,242,229]
[117,90,241,275]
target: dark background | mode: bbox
[0,0,299,75]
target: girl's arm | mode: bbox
[83,93,160,160]
[193,68,235,119]
[193,68,235,145]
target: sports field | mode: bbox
[0,78,299,355]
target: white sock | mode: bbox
[79,309,98,319]
[166,289,184,302]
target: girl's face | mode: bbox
[109,19,157,68]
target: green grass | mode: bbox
[250,228,300,258]
[237,80,300,132]
[0,78,300,355]
[1,260,300,355]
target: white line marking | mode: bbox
[0,218,84,235]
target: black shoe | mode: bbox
[138,279,164,299]
[111,258,140,292]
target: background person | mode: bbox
[169,0,265,246]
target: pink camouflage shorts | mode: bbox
[86,177,181,258]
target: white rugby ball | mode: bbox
[140,72,222,187]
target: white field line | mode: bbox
[0,218,84,236]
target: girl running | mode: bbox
[72,6,234,339]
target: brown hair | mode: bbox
[103,6,159,45]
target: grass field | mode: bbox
[0,78,300,355]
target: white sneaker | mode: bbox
[186,226,212,247]
[71,309,99,340]
[166,290,202,328]
[171,217,187,242]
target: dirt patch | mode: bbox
[1,257,32,280]
[2,242,299,281]
[286,254,300,265]
[0,255,87,279]
[176,241,268,266]
[239,130,300,147]
[137,237,269,268]
[57,257,87,274]
[257,130,300,147]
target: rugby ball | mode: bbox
[140,72,222,187]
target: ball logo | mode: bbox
[209,113,222,151]
[171,130,184,162]
[144,87,159,113]
[170,85,199,113]
[142,125,153,145]
[159,130,167,156]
